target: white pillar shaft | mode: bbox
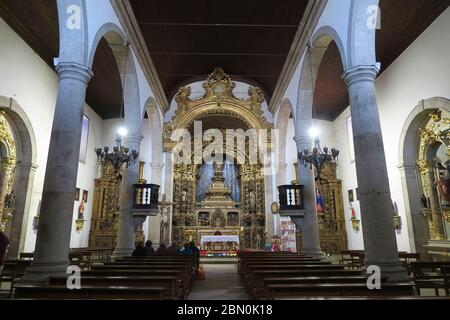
[113,134,142,258]
[294,136,322,257]
[343,65,407,281]
[24,63,92,282]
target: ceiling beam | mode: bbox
[137,22,299,28]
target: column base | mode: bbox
[112,247,134,260]
[302,248,327,259]
[364,260,410,282]
[22,260,69,284]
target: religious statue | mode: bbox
[4,192,15,209]
[249,191,256,212]
[159,194,175,243]
[436,161,450,206]
[421,194,430,208]
[316,189,325,214]
[77,200,85,220]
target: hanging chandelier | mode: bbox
[95,135,139,178]
[298,137,339,181]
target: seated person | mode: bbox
[156,243,167,255]
[132,242,146,257]
[167,242,181,254]
[181,243,193,256]
[144,240,155,255]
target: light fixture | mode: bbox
[308,126,320,139]
[298,137,339,181]
[117,126,128,137]
[95,136,139,179]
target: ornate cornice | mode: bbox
[269,0,328,113]
[110,0,168,112]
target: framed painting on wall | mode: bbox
[75,188,80,201]
[346,116,355,163]
[79,115,90,163]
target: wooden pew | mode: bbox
[412,261,450,296]
[442,266,450,296]
[0,260,32,298]
[264,283,415,300]
[49,275,180,299]
[244,266,351,299]
[14,284,167,300]
[81,269,191,297]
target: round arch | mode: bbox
[144,97,164,169]
[87,23,127,69]
[0,96,37,258]
[274,99,295,186]
[310,26,348,70]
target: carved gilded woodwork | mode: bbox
[0,113,16,233]
[417,109,450,241]
[168,69,269,248]
[315,163,348,253]
[88,164,122,249]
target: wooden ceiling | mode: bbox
[0,0,123,119]
[0,0,448,120]
[314,0,450,120]
[129,0,310,102]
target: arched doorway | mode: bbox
[400,98,450,255]
[0,96,37,259]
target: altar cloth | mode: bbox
[200,235,240,245]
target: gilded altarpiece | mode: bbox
[315,164,348,254]
[165,68,270,248]
[0,113,17,234]
[417,110,450,241]
[88,164,122,249]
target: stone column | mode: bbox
[23,63,92,282]
[294,136,323,257]
[276,162,288,186]
[417,160,445,240]
[148,162,164,245]
[6,163,38,259]
[343,65,408,281]
[113,133,143,258]
[163,151,174,244]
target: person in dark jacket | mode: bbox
[0,231,10,274]
[181,243,192,256]
[156,243,167,255]
[132,242,146,257]
[144,240,155,255]
[189,241,200,271]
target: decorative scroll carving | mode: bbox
[88,164,121,249]
[314,163,348,254]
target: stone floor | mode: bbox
[188,263,248,300]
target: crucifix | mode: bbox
[159,194,175,244]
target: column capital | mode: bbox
[293,136,312,151]
[342,65,380,87]
[278,162,288,170]
[124,133,144,146]
[151,162,164,170]
[56,62,93,83]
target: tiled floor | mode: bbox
[188,264,248,300]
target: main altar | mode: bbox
[166,68,269,251]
